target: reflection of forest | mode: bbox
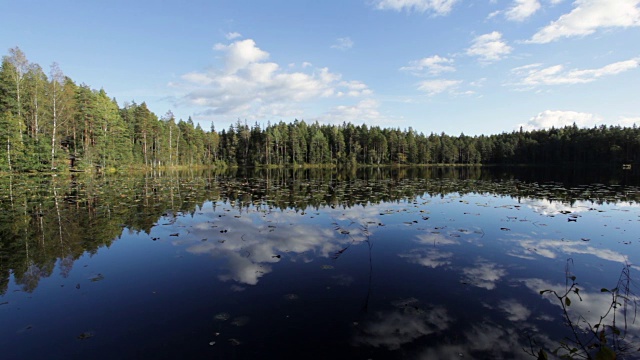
[0,166,638,295]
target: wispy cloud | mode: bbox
[505,0,541,21]
[511,58,640,86]
[417,79,462,95]
[318,99,392,126]
[528,0,640,43]
[466,32,512,62]
[400,55,456,76]
[331,37,354,50]
[225,32,242,40]
[372,0,460,15]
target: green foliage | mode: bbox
[528,260,637,360]
[1,46,640,173]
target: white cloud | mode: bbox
[318,99,390,125]
[338,80,373,97]
[518,110,640,130]
[178,39,374,121]
[225,32,242,40]
[213,39,270,74]
[518,110,602,130]
[400,55,456,75]
[180,72,214,85]
[512,58,640,86]
[619,116,640,127]
[505,0,541,21]
[528,0,640,43]
[373,0,460,14]
[466,32,512,62]
[417,79,462,95]
[331,37,354,50]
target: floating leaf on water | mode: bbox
[231,316,250,327]
[228,338,241,346]
[209,341,216,346]
[77,331,94,340]
[500,228,511,231]
[89,274,105,282]
[169,233,179,237]
[321,265,334,270]
[391,297,419,308]
[214,312,231,321]
[17,325,33,333]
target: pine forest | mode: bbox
[1,47,639,173]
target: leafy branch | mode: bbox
[526,259,639,360]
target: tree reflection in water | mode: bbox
[0,166,638,359]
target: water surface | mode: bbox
[1,167,639,359]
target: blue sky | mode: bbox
[2,0,639,135]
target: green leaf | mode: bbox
[565,297,571,306]
[595,345,616,360]
[537,349,548,360]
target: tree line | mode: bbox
[1,46,639,172]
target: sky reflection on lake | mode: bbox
[0,168,639,359]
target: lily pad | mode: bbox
[231,316,250,327]
[214,312,231,321]
[77,331,94,340]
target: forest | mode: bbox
[1,46,639,173]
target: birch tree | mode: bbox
[49,62,64,170]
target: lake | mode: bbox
[1,166,639,359]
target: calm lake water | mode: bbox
[1,167,639,359]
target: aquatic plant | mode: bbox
[526,259,639,360]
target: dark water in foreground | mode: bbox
[1,167,639,359]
